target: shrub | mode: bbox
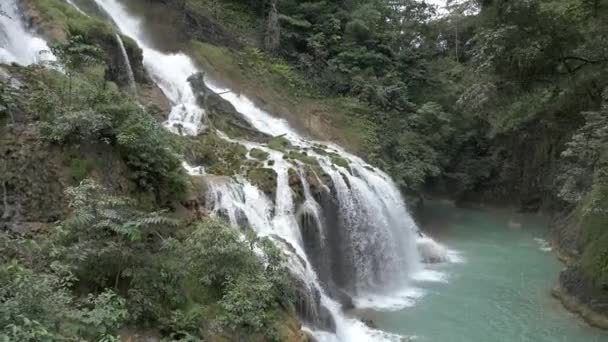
[0,261,127,341]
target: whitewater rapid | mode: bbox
[12,0,458,340]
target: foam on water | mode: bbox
[411,269,449,283]
[181,161,205,176]
[534,238,552,252]
[354,287,427,311]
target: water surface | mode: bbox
[371,201,607,342]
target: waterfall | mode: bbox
[114,33,137,94]
[0,0,54,66]
[92,0,206,136]
[25,0,448,340]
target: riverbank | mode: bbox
[552,283,608,330]
[371,200,606,341]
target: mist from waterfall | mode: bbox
[7,0,451,340]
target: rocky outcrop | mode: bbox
[290,274,336,333]
[0,67,65,233]
[0,125,66,233]
[187,72,269,141]
[553,267,608,329]
[20,0,170,116]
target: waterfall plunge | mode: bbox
[21,0,442,340]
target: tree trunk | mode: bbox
[264,0,280,54]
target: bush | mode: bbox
[0,261,127,341]
[41,180,293,340]
[31,66,187,203]
[163,220,293,340]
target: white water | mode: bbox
[17,0,452,340]
[114,33,136,94]
[93,0,205,136]
[0,0,54,65]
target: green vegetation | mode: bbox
[6,0,608,335]
[267,135,292,152]
[184,0,258,34]
[191,0,608,299]
[189,40,378,154]
[1,13,295,337]
[250,147,270,161]
[68,157,96,181]
[1,180,294,341]
[31,39,186,203]
[29,0,114,41]
[331,156,350,169]
[247,167,278,196]
[177,130,248,176]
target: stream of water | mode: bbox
[2,1,606,341]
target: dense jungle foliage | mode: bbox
[204,0,608,292]
[2,0,608,339]
[1,36,295,340]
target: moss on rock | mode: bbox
[288,168,304,204]
[24,0,148,87]
[24,0,111,42]
[249,148,269,161]
[247,167,277,198]
[287,151,318,166]
[331,156,350,169]
[177,131,248,176]
[268,135,292,152]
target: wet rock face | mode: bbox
[317,188,357,294]
[247,167,277,199]
[325,286,355,311]
[559,267,608,316]
[290,274,336,333]
[298,209,328,279]
[289,168,305,204]
[295,183,358,309]
[1,126,66,233]
[303,331,318,342]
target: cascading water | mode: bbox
[0,0,54,65]
[114,33,136,94]
[92,0,206,136]
[16,0,451,340]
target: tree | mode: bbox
[0,261,127,341]
[51,35,101,108]
[55,179,179,290]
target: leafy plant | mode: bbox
[51,35,102,108]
